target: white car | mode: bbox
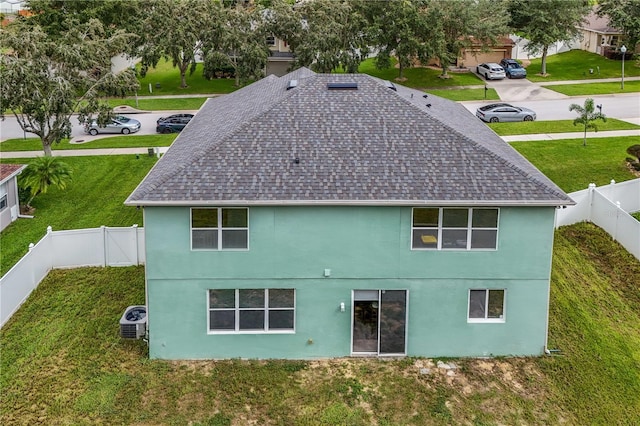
[476,63,506,80]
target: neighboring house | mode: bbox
[579,9,624,56]
[424,36,515,69]
[458,36,515,67]
[126,68,574,360]
[0,164,26,232]
[265,35,295,76]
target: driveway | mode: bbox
[483,77,569,102]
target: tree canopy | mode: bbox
[137,0,224,89]
[509,0,591,75]
[0,19,139,156]
[597,0,640,53]
[204,3,270,86]
[427,0,510,77]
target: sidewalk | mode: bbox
[502,129,640,142]
[0,147,169,159]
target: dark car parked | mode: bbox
[499,59,527,79]
[156,114,195,134]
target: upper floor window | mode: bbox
[266,36,276,46]
[412,207,498,250]
[191,208,248,250]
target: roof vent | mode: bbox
[384,80,397,91]
[327,82,358,90]
[286,80,298,90]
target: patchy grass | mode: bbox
[1,224,638,424]
[511,136,638,192]
[538,223,640,426]
[525,50,640,82]
[0,135,175,152]
[489,118,640,136]
[0,156,154,276]
[543,80,640,96]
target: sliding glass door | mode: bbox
[352,290,407,355]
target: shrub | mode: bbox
[626,145,640,162]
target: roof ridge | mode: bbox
[127,73,309,202]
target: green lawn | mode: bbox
[136,59,241,95]
[107,97,209,111]
[0,135,176,152]
[489,118,640,136]
[525,50,640,82]
[0,155,154,276]
[543,80,640,96]
[425,87,500,101]
[511,136,637,192]
[1,223,638,425]
[357,58,484,89]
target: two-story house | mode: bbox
[125,68,573,360]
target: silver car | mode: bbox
[476,62,506,80]
[84,115,141,135]
[476,103,537,123]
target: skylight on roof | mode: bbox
[286,80,298,90]
[327,82,358,90]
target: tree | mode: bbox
[509,0,591,75]
[24,0,138,37]
[18,156,73,209]
[203,3,269,86]
[268,0,369,73]
[360,0,434,79]
[427,0,510,78]
[0,20,140,156]
[597,0,640,53]
[569,98,606,146]
[138,0,224,89]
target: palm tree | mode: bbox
[569,98,607,147]
[18,157,73,209]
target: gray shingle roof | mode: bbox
[126,69,573,207]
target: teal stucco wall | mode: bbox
[143,205,556,359]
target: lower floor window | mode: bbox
[468,289,505,322]
[208,289,295,332]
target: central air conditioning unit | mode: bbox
[119,305,147,339]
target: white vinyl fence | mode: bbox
[0,225,144,328]
[556,179,640,261]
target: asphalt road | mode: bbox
[1,93,639,142]
[460,93,640,123]
[0,111,199,142]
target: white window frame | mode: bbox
[0,194,7,211]
[411,207,499,251]
[207,289,296,334]
[467,289,506,323]
[191,207,249,251]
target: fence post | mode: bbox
[614,201,621,242]
[133,224,139,265]
[587,183,596,222]
[101,225,107,267]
